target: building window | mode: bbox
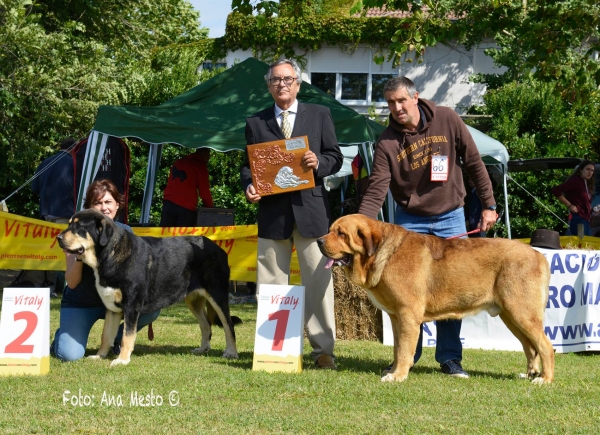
[202,61,227,71]
[371,74,395,103]
[310,72,396,106]
[311,73,336,96]
[341,73,368,100]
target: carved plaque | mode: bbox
[247,136,315,196]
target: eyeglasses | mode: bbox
[269,76,297,86]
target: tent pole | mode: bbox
[503,172,511,239]
[140,144,162,224]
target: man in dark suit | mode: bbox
[240,59,343,369]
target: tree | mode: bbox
[351,1,600,94]
[0,0,211,218]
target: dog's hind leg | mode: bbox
[89,310,122,360]
[500,309,554,384]
[499,312,540,378]
[205,298,239,359]
[111,312,139,367]
[185,291,212,355]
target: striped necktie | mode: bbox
[281,111,292,139]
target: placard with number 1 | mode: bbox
[253,284,305,373]
[0,288,50,376]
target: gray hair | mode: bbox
[383,76,417,97]
[264,59,303,86]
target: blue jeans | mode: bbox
[395,206,465,365]
[51,307,160,362]
[569,213,590,237]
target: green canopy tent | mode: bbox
[82,57,511,235]
[81,57,384,220]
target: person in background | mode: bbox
[551,160,595,236]
[50,179,160,362]
[31,137,76,223]
[160,147,213,227]
[240,58,344,369]
[358,76,497,378]
[31,137,76,296]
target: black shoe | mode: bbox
[112,343,121,356]
[440,360,469,378]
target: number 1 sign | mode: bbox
[0,288,50,376]
[252,284,305,373]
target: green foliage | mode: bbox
[354,1,600,95]
[0,0,213,218]
[225,12,407,64]
[479,78,600,237]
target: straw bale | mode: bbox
[333,267,382,341]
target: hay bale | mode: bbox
[333,267,382,341]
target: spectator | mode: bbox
[31,137,76,223]
[551,160,595,236]
[31,137,76,296]
[240,59,344,369]
[160,148,213,227]
[50,179,160,362]
[358,76,497,378]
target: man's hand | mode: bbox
[302,150,319,170]
[245,184,262,204]
[479,209,498,232]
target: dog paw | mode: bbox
[87,355,106,360]
[531,377,549,385]
[222,350,239,359]
[191,346,210,355]
[381,373,408,383]
[110,358,130,367]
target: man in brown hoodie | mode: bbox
[359,76,497,378]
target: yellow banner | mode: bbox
[0,212,301,284]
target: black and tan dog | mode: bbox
[57,209,239,366]
[318,214,554,384]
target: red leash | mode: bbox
[446,228,481,239]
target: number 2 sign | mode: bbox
[252,284,305,373]
[0,288,50,376]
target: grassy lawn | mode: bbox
[1,298,599,434]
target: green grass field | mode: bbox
[1,299,599,434]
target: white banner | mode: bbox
[384,247,600,353]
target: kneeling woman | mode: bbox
[51,179,160,361]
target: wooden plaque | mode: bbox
[247,136,315,196]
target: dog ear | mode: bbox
[357,224,381,256]
[98,217,113,247]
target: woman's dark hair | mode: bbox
[83,179,125,213]
[572,159,596,193]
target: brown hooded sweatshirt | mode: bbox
[359,99,495,218]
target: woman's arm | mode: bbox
[64,252,83,288]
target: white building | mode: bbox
[224,40,506,116]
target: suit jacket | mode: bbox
[240,102,343,239]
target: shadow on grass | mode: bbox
[85,345,256,370]
[333,355,525,381]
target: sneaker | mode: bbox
[440,360,469,378]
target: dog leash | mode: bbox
[446,229,481,239]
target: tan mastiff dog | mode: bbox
[318,214,554,384]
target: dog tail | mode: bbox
[213,315,243,327]
[207,304,243,327]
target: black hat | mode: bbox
[530,229,562,250]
